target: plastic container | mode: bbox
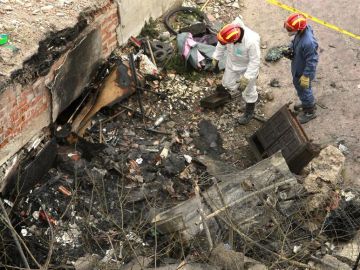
[0,34,9,45]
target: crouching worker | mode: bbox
[284,13,319,124]
[211,20,261,125]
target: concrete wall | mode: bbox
[116,0,182,44]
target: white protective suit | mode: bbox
[212,17,261,103]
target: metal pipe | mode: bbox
[129,53,145,122]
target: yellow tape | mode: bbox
[267,0,360,41]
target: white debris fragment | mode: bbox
[325,242,335,251]
[21,228,28,237]
[139,54,158,76]
[184,154,192,163]
[3,199,14,207]
[61,232,72,244]
[126,231,148,246]
[32,211,40,220]
[341,190,356,201]
[293,245,302,253]
[160,147,169,159]
[136,158,143,165]
[101,249,115,263]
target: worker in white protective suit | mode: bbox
[212,17,261,125]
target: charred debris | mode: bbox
[1,6,360,270]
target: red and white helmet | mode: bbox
[284,13,307,32]
[217,24,242,45]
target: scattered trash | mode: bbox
[265,45,290,62]
[293,245,302,253]
[269,78,280,87]
[135,157,143,165]
[184,154,192,163]
[342,190,356,202]
[100,249,116,263]
[177,32,216,70]
[0,34,8,45]
[21,229,28,237]
[160,145,170,159]
[339,143,350,155]
[159,31,171,41]
[139,54,158,76]
[58,185,72,196]
[153,113,168,128]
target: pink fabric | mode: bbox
[182,33,205,67]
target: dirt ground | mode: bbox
[180,0,360,182]
[233,0,360,184]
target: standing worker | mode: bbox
[212,17,261,125]
[283,13,319,124]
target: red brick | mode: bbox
[20,88,30,99]
[30,95,42,107]
[111,12,118,19]
[17,99,27,108]
[5,127,13,137]
[107,24,118,33]
[0,138,9,148]
[101,31,111,41]
[108,35,117,44]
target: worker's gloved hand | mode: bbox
[237,76,250,91]
[299,75,310,89]
[210,58,219,72]
[282,47,294,60]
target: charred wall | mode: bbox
[0,0,180,188]
[0,0,119,168]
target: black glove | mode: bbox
[282,47,294,60]
[209,58,219,73]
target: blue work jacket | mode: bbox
[291,25,319,79]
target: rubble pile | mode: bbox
[1,126,211,266]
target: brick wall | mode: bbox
[93,0,119,58]
[0,79,50,150]
[0,0,120,166]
